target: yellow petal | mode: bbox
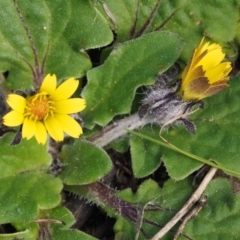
[6,94,26,113]
[194,38,206,58]
[53,98,86,114]
[40,74,57,95]
[35,121,47,144]
[22,118,36,140]
[190,49,208,71]
[182,38,207,80]
[44,116,64,141]
[54,113,83,138]
[51,78,79,101]
[3,111,24,126]
[197,47,225,71]
[205,62,231,83]
[181,47,208,84]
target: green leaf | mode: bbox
[181,178,240,240]
[130,133,162,178]
[117,179,162,203]
[0,133,50,177]
[40,206,76,228]
[82,31,183,128]
[0,172,62,224]
[59,140,112,185]
[0,0,113,89]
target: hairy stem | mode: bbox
[88,113,150,148]
[66,182,138,223]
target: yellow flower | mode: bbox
[3,74,86,144]
[179,37,232,101]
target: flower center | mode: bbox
[24,93,54,121]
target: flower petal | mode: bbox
[44,116,64,141]
[51,78,79,101]
[3,111,24,126]
[205,62,232,83]
[22,118,36,140]
[6,94,26,113]
[54,113,83,138]
[40,74,57,95]
[35,121,47,144]
[53,98,86,114]
[197,47,225,71]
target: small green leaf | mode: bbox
[117,179,161,203]
[0,172,62,224]
[0,133,50,177]
[59,140,112,185]
[40,206,76,228]
[82,31,183,128]
[130,132,162,178]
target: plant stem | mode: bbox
[66,182,138,223]
[88,113,150,148]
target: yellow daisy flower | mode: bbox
[3,74,86,144]
[179,37,232,101]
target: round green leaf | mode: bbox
[59,140,112,185]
